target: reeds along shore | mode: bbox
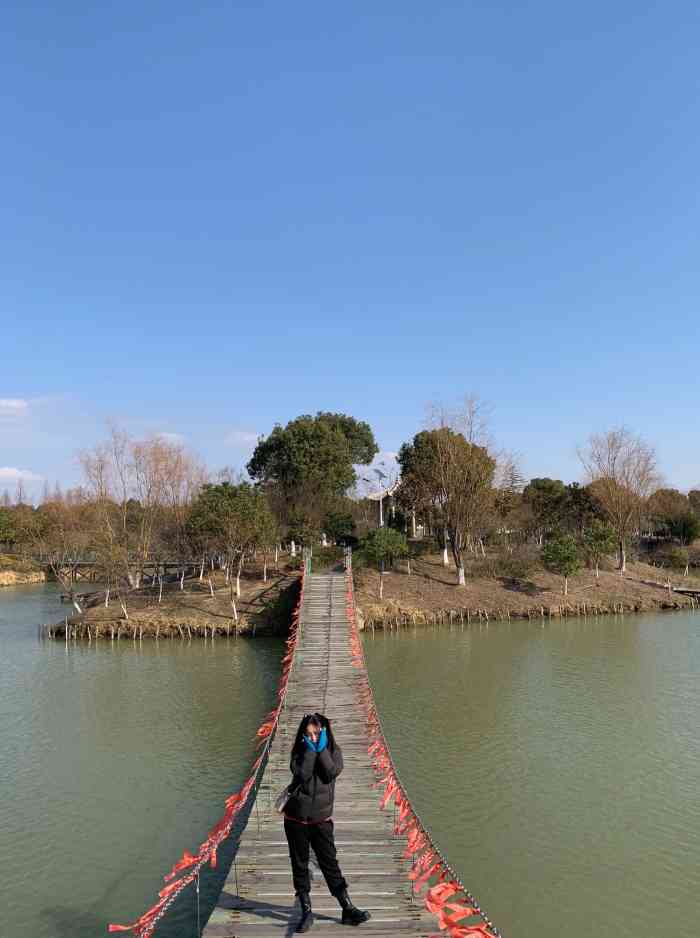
[41,617,252,641]
[358,595,700,632]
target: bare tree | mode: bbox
[80,426,204,599]
[579,428,661,573]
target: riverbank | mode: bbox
[44,561,300,640]
[354,552,700,628]
[0,554,45,588]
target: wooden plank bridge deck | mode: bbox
[203,571,436,938]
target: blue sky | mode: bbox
[2,1,700,497]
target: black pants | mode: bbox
[284,818,348,897]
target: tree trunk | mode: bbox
[564,575,568,596]
[274,544,279,569]
[263,557,268,582]
[407,557,411,576]
[411,509,416,538]
[199,556,205,580]
[619,539,626,574]
[105,587,110,608]
[230,584,238,624]
[208,575,214,597]
[180,570,185,591]
[158,576,163,604]
[379,561,384,600]
[290,540,296,557]
[236,554,244,598]
[595,561,599,579]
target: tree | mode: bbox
[522,478,567,544]
[669,513,700,546]
[688,490,700,516]
[247,412,378,536]
[31,497,94,612]
[0,507,16,546]
[542,535,581,595]
[579,428,660,573]
[80,426,204,596]
[362,528,408,600]
[493,454,525,547]
[398,427,495,586]
[187,482,274,596]
[564,483,601,536]
[324,509,355,544]
[647,488,690,537]
[582,519,617,578]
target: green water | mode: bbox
[0,584,282,938]
[364,611,700,938]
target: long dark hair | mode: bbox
[291,712,337,758]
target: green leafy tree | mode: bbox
[324,509,355,544]
[522,478,567,543]
[542,534,581,596]
[669,513,700,545]
[0,508,16,547]
[582,519,617,578]
[362,528,408,599]
[665,545,690,576]
[188,482,274,596]
[398,428,496,586]
[647,488,691,537]
[564,483,602,535]
[248,412,377,537]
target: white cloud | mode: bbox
[226,429,260,448]
[0,467,43,482]
[0,398,29,418]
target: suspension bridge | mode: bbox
[110,568,501,938]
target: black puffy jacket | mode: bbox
[285,744,344,822]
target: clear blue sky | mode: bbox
[2,1,699,497]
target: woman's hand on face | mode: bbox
[303,734,317,752]
[316,727,328,752]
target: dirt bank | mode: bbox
[0,569,46,587]
[354,553,700,628]
[45,562,301,640]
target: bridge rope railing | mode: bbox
[345,569,504,938]
[108,570,306,938]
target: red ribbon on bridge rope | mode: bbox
[108,571,306,938]
[344,573,503,938]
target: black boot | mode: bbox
[336,889,371,926]
[295,893,314,933]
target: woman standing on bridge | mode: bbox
[284,712,371,932]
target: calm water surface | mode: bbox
[364,611,700,938]
[0,584,282,938]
